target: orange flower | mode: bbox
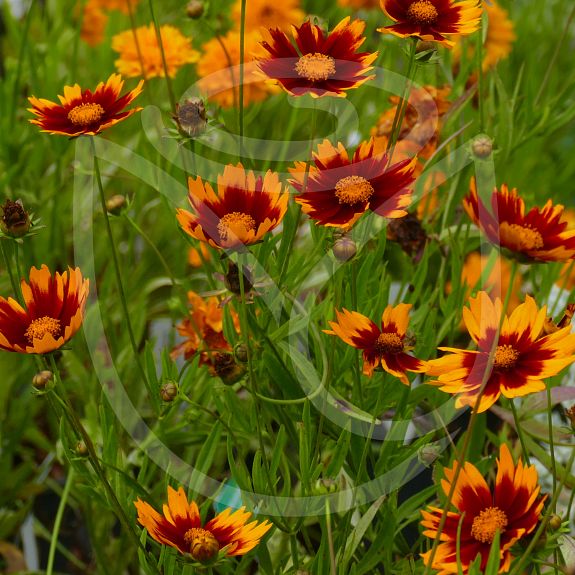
[176,164,289,250]
[112,24,199,78]
[188,244,212,268]
[80,2,108,46]
[197,30,272,108]
[135,486,271,564]
[421,444,546,573]
[289,137,417,228]
[171,291,239,367]
[324,304,427,384]
[258,17,377,98]
[338,0,380,10]
[231,0,304,31]
[464,179,575,262]
[427,291,575,413]
[28,73,143,137]
[378,0,482,48]
[0,265,89,354]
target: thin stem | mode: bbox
[127,0,148,83]
[476,16,485,132]
[502,261,518,316]
[11,0,35,126]
[238,0,247,144]
[46,467,74,575]
[509,399,530,466]
[325,500,337,575]
[349,258,363,406]
[546,382,558,512]
[290,533,300,570]
[90,138,150,389]
[1,241,22,304]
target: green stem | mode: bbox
[325,500,337,575]
[127,0,148,83]
[290,533,300,570]
[349,258,363,406]
[546,382,558,515]
[1,241,22,304]
[476,15,485,132]
[90,137,149,390]
[46,467,74,575]
[238,0,247,144]
[509,399,530,466]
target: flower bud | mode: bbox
[1,199,31,237]
[213,352,246,385]
[548,514,562,531]
[105,194,127,215]
[173,97,207,138]
[186,0,204,19]
[313,478,338,495]
[32,370,53,390]
[416,40,436,54]
[332,236,356,261]
[160,381,178,402]
[471,135,493,159]
[418,444,441,467]
[234,343,249,363]
[75,441,89,457]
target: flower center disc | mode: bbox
[184,527,220,563]
[471,507,508,543]
[493,344,520,370]
[334,175,374,205]
[375,332,404,354]
[217,211,256,242]
[25,316,61,343]
[67,103,106,126]
[501,222,545,251]
[295,53,336,82]
[407,0,439,24]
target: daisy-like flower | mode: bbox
[0,265,89,354]
[289,137,417,228]
[338,0,380,10]
[231,0,304,32]
[176,164,289,250]
[378,0,483,48]
[258,17,377,98]
[28,73,143,137]
[421,444,546,573]
[80,2,109,47]
[324,304,427,384]
[464,179,575,262]
[135,486,272,564]
[427,291,575,413]
[112,24,199,78]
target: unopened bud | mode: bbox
[173,97,207,138]
[416,40,436,54]
[160,381,178,402]
[106,194,127,215]
[548,514,562,531]
[313,478,338,495]
[1,199,31,237]
[32,370,53,390]
[418,444,441,467]
[234,343,249,363]
[471,135,493,159]
[332,236,357,261]
[75,441,89,457]
[186,0,204,19]
[213,352,246,385]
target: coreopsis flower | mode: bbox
[378,0,483,48]
[324,304,427,384]
[135,486,271,564]
[171,290,239,368]
[464,179,575,262]
[421,444,546,573]
[231,0,304,31]
[80,2,108,46]
[289,137,417,228]
[176,164,289,250]
[338,0,380,10]
[427,291,575,413]
[0,265,89,354]
[198,30,272,108]
[258,17,377,98]
[188,244,211,268]
[28,73,143,137]
[112,24,199,78]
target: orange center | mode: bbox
[471,507,508,543]
[335,175,374,205]
[493,344,520,370]
[295,53,336,82]
[217,212,256,242]
[375,332,404,354]
[25,316,61,343]
[183,527,220,563]
[500,222,545,251]
[407,0,439,24]
[67,103,106,126]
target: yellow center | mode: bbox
[493,344,520,370]
[295,53,336,82]
[67,103,105,126]
[501,222,545,251]
[471,507,508,543]
[375,332,404,354]
[183,528,220,563]
[407,0,439,24]
[217,212,256,242]
[334,176,374,205]
[24,316,61,343]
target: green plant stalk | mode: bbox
[46,466,75,575]
[325,500,337,575]
[509,399,531,466]
[91,137,149,390]
[127,0,148,83]
[1,240,22,304]
[546,380,560,575]
[476,20,485,132]
[349,258,364,406]
[238,0,247,143]
[290,533,300,570]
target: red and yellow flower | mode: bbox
[464,179,575,262]
[427,291,575,412]
[28,73,143,137]
[324,304,427,384]
[176,164,289,250]
[0,265,89,354]
[258,17,377,98]
[378,0,483,48]
[289,137,417,228]
[135,486,272,564]
[421,444,546,573]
